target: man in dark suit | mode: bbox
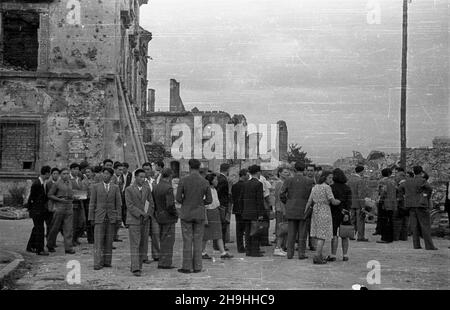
[445,180,450,228]
[26,166,52,256]
[240,165,266,257]
[119,162,133,227]
[398,166,437,250]
[231,169,249,253]
[142,162,160,262]
[216,163,231,249]
[280,162,314,259]
[176,159,212,273]
[347,166,369,241]
[125,169,155,277]
[376,168,397,243]
[153,168,178,269]
[88,168,122,270]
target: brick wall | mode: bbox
[0,123,37,171]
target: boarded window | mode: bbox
[0,122,39,171]
[0,10,40,71]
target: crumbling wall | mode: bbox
[0,78,124,168]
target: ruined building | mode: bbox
[140,80,288,177]
[0,0,150,191]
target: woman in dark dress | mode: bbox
[329,168,352,261]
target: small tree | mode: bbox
[287,143,312,164]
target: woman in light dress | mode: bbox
[305,171,341,264]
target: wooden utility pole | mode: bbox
[400,0,409,169]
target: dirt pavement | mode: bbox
[0,218,449,290]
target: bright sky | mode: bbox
[140,0,449,164]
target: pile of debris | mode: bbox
[0,207,29,220]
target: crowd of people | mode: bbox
[24,157,447,276]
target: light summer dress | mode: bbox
[308,183,334,240]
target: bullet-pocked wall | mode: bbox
[0,0,151,195]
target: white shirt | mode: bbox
[259,175,271,198]
[104,182,110,192]
[205,188,220,210]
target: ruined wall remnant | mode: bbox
[169,79,186,112]
[0,0,152,190]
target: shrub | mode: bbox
[7,184,27,208]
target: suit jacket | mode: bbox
[153,179,178,225]
[217,173,230,208]
[231,180,246,215]
[175,172,212,222]
[398,176,432,209]
[88,183,122,224]
[347,174,368,210]
[377,177,397,211]
[125,184,155,225]
[27,178,48,216]
[445,182,450,212]
[240,178,266,221]
[279,174,314,220]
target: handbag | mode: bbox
[339,225,354,239]
[250,220,269,237]
[277,222,288,237]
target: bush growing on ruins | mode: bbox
[287,143,312,164]
[7,184,27,208]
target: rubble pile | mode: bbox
[334,136,450,206]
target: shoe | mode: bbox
[349,237,355,240]
[193,269,202,273]
[220,253,234,259]
[237,249,246,253]
[298,255,308,260]
[142,259,152,264]
[114,239,123,242]
[309,247,317,251]
[426,247,438,251]
[177,269,191,274]
[343,257,349,262]
[377,240,391,244]
[112,246,117,250]
[94,266,103,270]
[47,247,56,253]
[36,250,49,256]
[65,250,76,254]
[26,247,36,253]
[246,253,264,257]
[414,246,423,249]
[153,258,159,262]
[326,256,336,262]
[202,253,212,260]
[372,232,380,236]
[103,264,112,268]
[273,248,287,257]
[133,271,142,277]
[158,266,176,269]
[357,238,369,242]
[313,256,327,265]
[224,247,230,251]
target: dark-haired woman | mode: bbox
[202,173,233,260]
[305,171,341,264]
[329,168,352,261]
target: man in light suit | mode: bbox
[347,166,369,241]
[398,166,437,250]
[88,168,122,270]
[280,162,314,259]
[176,159,212,274]
[125,169,155,276]
[143,162,160,262]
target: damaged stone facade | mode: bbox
[0,0,151,193]
[140,80,288,178]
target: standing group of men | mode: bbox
[25,157,444,276]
